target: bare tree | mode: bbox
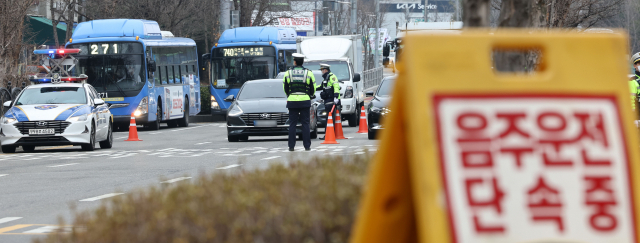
[463,0,490,27]
[0,0,36,83]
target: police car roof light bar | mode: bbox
[30,48,86,84]
[33,49,81,55]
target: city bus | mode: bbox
[66,19,201,130]
[204,27,297,117]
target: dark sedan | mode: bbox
[366,76,395,139]
[225,79,319,142]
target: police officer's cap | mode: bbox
[292,53,305,60]
[319,64,330,70]
[632,52,640,64]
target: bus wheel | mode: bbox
[147,105,161,130]
[167,120,178,128]
[178,100,189,127]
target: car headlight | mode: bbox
[320,111,327,116]
[135,97,149,116]
[211,95,220,110]
[381,107,392,116]
[67,113,88,122]
[370,106,382,113]
[344,86,353,99]
[228,104,243,117]
[2,117,16,124]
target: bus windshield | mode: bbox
[303,61,351,81]
[68,43,145,97]
[211,46,276,89]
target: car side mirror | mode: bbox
[94,98,105,106]
[223,95,235,102]
[147,59,156,72]
[3,101,11,107]
[353,73,361,82]
[366,90,374,97]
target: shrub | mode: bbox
[200,85,211,114]
[36,154,371,243]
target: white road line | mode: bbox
[346,137,354,139]
[47,163,79,168]
[355,152,365,155]
[195,142,212,145]
[162,177,192,183]
[216,164,241,169]
[79,193,124,202]
[150,132,161,135]
[0,217,21,224]
[22,226,59,234]
[261,156,281,160]
[116,136,128,139]
[0,174,7,178]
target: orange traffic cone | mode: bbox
[357,106,368,133]
[334,108,347,139]
[125,113,142,141]
[322,109,339,145]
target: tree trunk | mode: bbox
[463,0,490,27]
[51,0,60,48]
[65,0,75,43]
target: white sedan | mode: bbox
[0,83,113,153]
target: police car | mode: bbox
[0,49,113,153]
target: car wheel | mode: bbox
[178,99,189,127]
[99,122,113,149]
[228,135,239,142]
[1,146,16,153]
[22,145,35,152]
[347,113,358,127]
[81,122,96,151]
[368,129,376,140]
[310,125,318,139]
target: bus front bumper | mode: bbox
[211,108,227,116]
[113,113,150,125]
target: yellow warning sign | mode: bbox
[350,30,640,243]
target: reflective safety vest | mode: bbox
[320,72,341,100]
[283,67,314,102]
[630,78,640,110]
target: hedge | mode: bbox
[35,154,371,243]
[200,85,211,114]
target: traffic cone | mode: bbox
[321,110,339,144]
[125,113,142,141]
[334,108,347,139]
[357,106,368,133]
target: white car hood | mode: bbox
[8,104,92,122]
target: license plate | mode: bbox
[254,120,277,127]
[28,129,54,135]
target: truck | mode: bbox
[296,35,365,126]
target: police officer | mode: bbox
[283,53,316,151]
[319,64,340,140]
[630,53,640,112]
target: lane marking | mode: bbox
[162,177,192,183]
[79,193,124,202]
[355,152,365,155]
[22,225,59,234]
[216,164,241,170]
[116,136,128,139]
[47,163,79,168]
[0,217,21,225]
[150,132,161,135]
[0,224,32,234]
[0,174,7,178]
[261,156,281,160]
[195,142,211,145]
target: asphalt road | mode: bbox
[0,121,378,243]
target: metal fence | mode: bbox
[363,67,384,90]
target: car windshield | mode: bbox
[376,77,396,97]
[276,71,323,87]
[303,61,350,81]
[68,43,145,97]
[238,81,286,100]
[16,87,86,105]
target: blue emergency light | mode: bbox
[33,49,80,55]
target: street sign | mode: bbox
[350,30,640,243]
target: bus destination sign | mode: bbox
[223,47,264,57]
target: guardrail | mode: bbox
[363,67,384,90]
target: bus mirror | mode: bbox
[147,59,156,72]
[202,53,211,61]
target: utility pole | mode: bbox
[374,0,380,68]
[350,0,356,34]
[423,0,428,22]
[220,0,231,32]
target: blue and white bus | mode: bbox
[66,19,201,130]
[205,27,297,116]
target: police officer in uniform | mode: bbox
[630,53,640,113]
[283,53,316,151]
[319,64,340,140]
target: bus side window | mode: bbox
[156,67,163,86]
[161,66,168,84]
[168,66,175,84]
[176,65,182,84]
